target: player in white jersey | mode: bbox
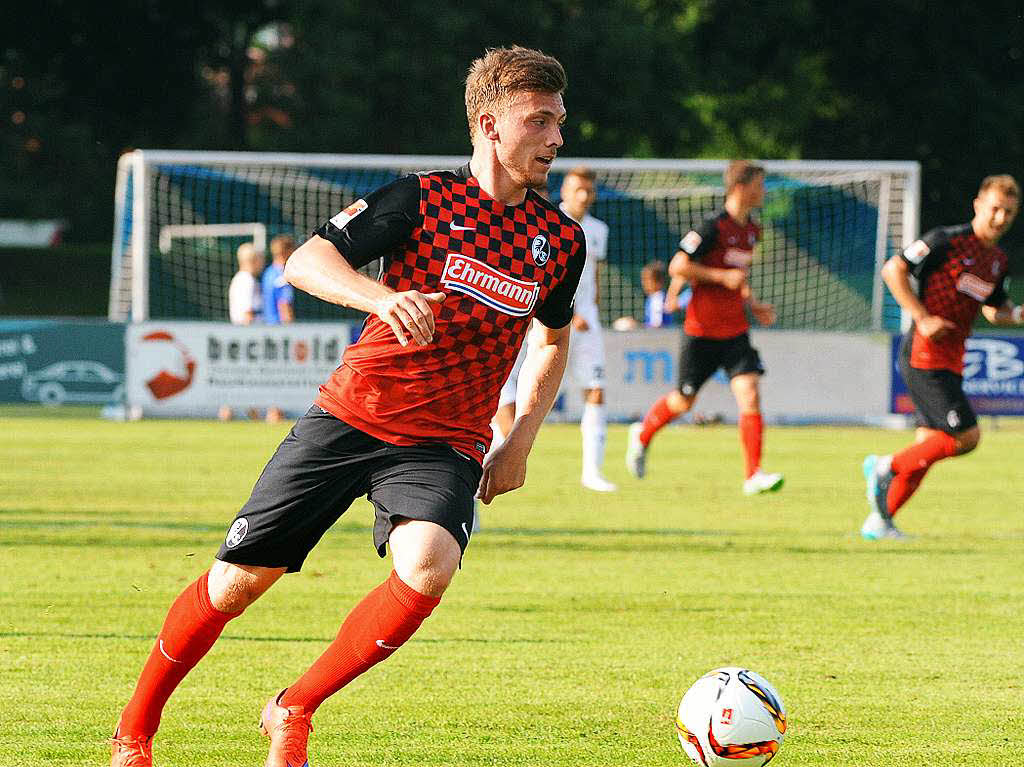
[492,167,615,492]
[559,166,615,492]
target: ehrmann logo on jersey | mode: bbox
[441,254,540,316]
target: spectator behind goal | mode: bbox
[221,242,264,421]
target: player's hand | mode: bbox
[572,315,590,332]
[663,294,679,313]
[750,301,776,326]
[476,440,528,504]
[375,291,446,346]
[721,269,747,292]
[917,314,956,340]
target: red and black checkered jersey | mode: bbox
[678,210,761,339]
[311,164,586,462]
[901,223,1009,374]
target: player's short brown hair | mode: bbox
[978,174,1020,199]
[564,165,596,183]
[270,234,296,259]
[465,46,566,141]
[641,260,667,288]
[724,160,765,192]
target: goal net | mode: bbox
[110,151,919,331]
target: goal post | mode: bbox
[109,150,919,331]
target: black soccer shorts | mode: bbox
[676,332,765,397]
[216,406,483,572]
[898,337,977,434]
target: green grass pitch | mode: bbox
[1,410,1022,766]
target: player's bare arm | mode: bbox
[286,234,445,346]
[477,322,570,504]
[880,254,955,339]
[747,295,777,326]
[663,275,686,312]
[981,300,1024,326]
[670,250,746,292]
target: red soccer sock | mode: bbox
[738,412,763,479]
[281,570,440,713]
[640,395,678,446]
[118,571,241,737]
[891,432,957,475]
[886,466,929,517]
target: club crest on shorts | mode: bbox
[225,518,249,548]
[531,234,550,265]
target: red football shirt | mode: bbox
[311,165,586,462]
[678,210,761,339]
[901,223,1009,374]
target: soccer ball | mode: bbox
[675,667,787,766]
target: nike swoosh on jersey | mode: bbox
[376,639,401,650]
[450,223,475,231]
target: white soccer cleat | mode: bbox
[742,469,784,496]
[581,473,617,492]
[625,422,647,479]
[862,454,893,516]
[860,509,911,541]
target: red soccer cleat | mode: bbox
[110,730,154,767]
[259,690,313,767]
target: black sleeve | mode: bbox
[313,174,420,268]
[900,226,953,280]
[535,238,586,329]
[678,215,720,262]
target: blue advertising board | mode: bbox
[891,333,1024,415]
[0,319,125,405]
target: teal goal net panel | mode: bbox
[110,153,918,331]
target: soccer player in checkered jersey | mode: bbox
[110,46,585,767]
[861,174,1022,540]
[626,161,784,495]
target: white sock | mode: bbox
[581,403,607,478]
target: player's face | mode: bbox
[972,188,1019,244]
[495,90,565,190]
[741,173,765,208]
[560,173,596,219]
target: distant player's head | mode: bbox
[270,234,296,264]
[641,261,667,294]
[465,46,567,189]
[972,174,1019,244]
[236,242,264,275]
[560,166,597,220]
[724,161,766,208]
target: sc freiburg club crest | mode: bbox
[531,234,550,265]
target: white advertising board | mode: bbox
[557,329,894,425]
[126,322,356,417]
[127,322,893,424]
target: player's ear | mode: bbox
[479,112,499,141]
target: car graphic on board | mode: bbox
[21,360,124,405]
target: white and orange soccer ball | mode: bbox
[675,667,787,766]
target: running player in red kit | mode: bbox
[110,46,584,767]
[862,174,1022,539]
[626,161,783,495]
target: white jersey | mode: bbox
[228,270,262,324]
[560,204,607,315]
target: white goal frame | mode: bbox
[110,150,920,328]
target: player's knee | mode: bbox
[667,390,692,414]
[390,521,462,597]
[207,560,282,612]
[955,427,980,455]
